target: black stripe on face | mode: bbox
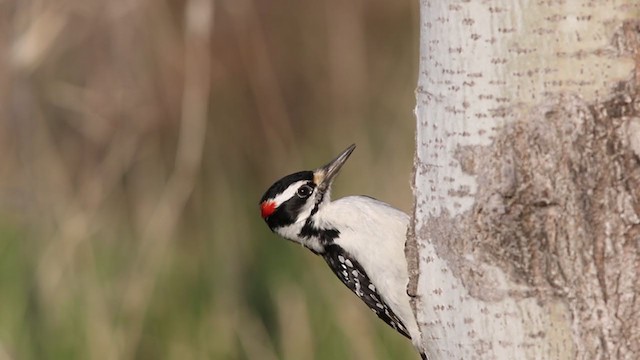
[308,190,325,218]
[260,171,315,230]
[265,190,311,229]
[260,171,314,204]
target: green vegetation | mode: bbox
[0,0,417,358]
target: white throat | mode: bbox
[275,219,327,254]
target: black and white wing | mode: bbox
[322,244,410,338]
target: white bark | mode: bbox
[409,1,640,359]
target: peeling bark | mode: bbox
[410,1,640,359]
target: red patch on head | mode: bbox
[260,201,277,219]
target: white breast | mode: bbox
[313,196,421,344]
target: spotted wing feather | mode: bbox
[322,244,410,339]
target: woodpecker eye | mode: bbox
[296,185,313,198]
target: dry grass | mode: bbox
[0,0,418,359]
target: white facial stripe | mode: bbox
[272,180,308,207]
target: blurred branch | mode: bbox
[34,105,140,360]
[235,307,280,360]
[275,285,315,360]
[0,340,13,360]
[11,7,67,73]
[226,0,300,164]
[0,0,418,358]
[120,0,213,358]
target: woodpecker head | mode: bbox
[259,144,355,250]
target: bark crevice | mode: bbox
[448,81,640,356]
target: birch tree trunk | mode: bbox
[408,1,640,359]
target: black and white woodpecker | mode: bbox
[259,144,425,359]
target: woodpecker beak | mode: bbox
[314,144,356,193]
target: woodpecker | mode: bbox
[259,144,425,359]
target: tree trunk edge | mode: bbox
[410,3,640,358]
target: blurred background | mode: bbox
[0,0,417,359]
